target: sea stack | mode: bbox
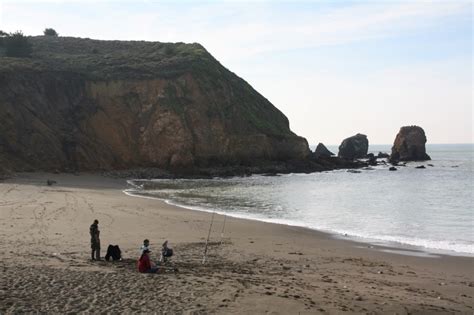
[338,134,369,160]
[390,126,431,162]
[314,143,334,158]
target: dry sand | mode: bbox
[0,173,472,314]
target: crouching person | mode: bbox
[160,240,173,263]
[137,249,159,273]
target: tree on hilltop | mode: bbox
[0,30,7,47]
[44,28,58,36]
[5,31,33,57]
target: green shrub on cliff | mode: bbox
[4,31,32,57]
[0,30,7,49]
[43,28,58,36]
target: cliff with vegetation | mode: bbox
[0,36,318,175]
[0,36,363,176]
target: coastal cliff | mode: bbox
[0,37,313,174]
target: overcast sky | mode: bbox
[1,0,472,145]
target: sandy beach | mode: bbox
[0,173,472,314]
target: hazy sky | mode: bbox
[1,0,472,144]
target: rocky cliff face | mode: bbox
[390,126,431,162]
[0,37,310,174]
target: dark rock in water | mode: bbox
[427,164,434,167]
[262,173,281,177]
[46,179,57,186]
[389,167,397,171]
[314,143,334,158]
[415,165,426,169]
[377,152,390,159]
[368,157,377,166]
[338,134,369,160]
[366,153,377,166]
[347,169,361,173]
[390,126,431,162]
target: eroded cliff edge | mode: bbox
[0,37,347,176]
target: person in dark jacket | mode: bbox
[137,249,158,273]
[160,240,173,263]
[90,219,100,260]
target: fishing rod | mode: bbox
[202,211,215,264]
[219,214,227,245]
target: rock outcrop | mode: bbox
[366,153,377,166]
[390,126,431,162]
[338,134,369,160]
[0,37,312,174]
[314,143,334,158]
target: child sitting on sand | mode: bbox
[140,239,150,255]
[137,249,159,273]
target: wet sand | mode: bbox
[0,173,473,314]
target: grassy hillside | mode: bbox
[2,36,294,137]
[0,36,210,79]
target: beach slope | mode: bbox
[0,173,472,314]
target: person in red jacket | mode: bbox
[137,249,159,273]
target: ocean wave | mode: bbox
[122,188,474,256]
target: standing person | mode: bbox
[90,219,100,261]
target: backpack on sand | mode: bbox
[163,248,173,258]
[105,244,122,261]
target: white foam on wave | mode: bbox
[326,227,474,256]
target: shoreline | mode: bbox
[1,172,473,313]
[124,181,474,258]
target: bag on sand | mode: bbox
[163,248,173,258]
[105,244,122,261]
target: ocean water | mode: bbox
[125,144,474,256]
